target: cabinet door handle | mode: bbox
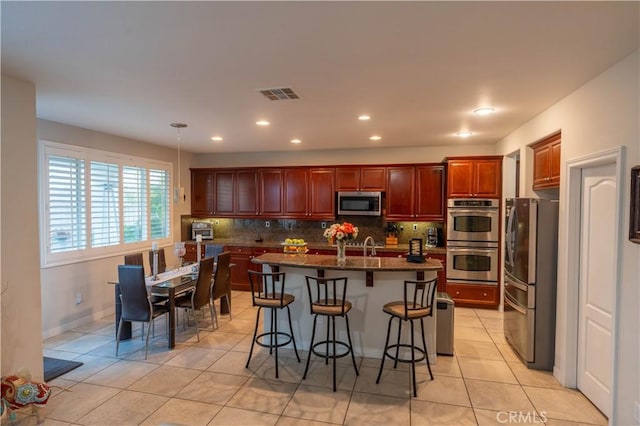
[455,291,460,295]
[483,292,487,297]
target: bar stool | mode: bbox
[376,278,438,397]
[246,270,300,378]
[303,275,359,391]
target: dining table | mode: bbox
[111,262,233,349]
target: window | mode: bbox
[40,141,172,266]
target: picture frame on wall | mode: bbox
[630,165,640,244]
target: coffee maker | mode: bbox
[426,227,439,247]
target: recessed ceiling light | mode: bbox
[358,115,371,121]
[456,131,473,138]
[256,120,270,126]
[290,139,302,144]
[473,107,495,116]
[210,136,223,141]
[369,135,381,141]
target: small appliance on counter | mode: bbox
[191,221,213,240]
[407,238,425,263]
[426,227,439,247]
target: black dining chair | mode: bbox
[175,256,215,342]
[116,264,170,359]
[148,247,167,274]
[210,252,232,329]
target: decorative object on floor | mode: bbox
[1,368,52,424]
[323,222,359,263]
[43,357,83,382]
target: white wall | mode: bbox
[191,143,497,168]
[37,120,193,338]
[496,50,640,426]
[1,75,44,379]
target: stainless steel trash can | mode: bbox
[436,292,454,355]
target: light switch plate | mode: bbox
[321,222,326,229]
[265,221,270,228]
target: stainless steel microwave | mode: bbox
[337,191,382,216]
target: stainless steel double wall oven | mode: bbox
[446,199,500,285]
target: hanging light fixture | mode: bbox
[171,122,187,204]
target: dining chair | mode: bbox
[124,252,144,269]
[116,264,170,359]
[148,247,166,274]
[175,256,215,342]
[210,251,232,329]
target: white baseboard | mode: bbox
[42,308,114,339]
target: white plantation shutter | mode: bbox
[122,166,148,243]
[47,154,86,253]
[149,169,170,239]
[90,161,120,247]
[40,141,173,266]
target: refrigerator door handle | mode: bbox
[505,271,528,291]
[504,291,527,315]
[505,205,516,267]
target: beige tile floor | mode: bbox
[13,292,607,425]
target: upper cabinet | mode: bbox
[386,164,446,220]
[446,156,502,199]
[235,170,259,216]
[532,132,561,190]
[308,168,336,219]
[259,169,284,217]
[335,166,386,192]
[191,170,214,216]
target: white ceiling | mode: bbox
[2,2,638,154]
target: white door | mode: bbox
[577,163,616,417]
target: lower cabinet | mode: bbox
[225,246,280,291]
[426,253,446,292]
[446,283,498,308]
[184,243,206,263]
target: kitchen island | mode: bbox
[251,253,443,361]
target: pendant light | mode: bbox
[171,122,187,204]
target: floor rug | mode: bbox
[43,357,83,382]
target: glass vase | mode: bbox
[336,239,347,263]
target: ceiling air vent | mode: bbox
[258,87,300,101]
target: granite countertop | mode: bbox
[251,252,443,272]
[187,239,446,255]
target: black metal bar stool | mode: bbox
[246,270,300,378]
[303,275,359,392]
[376,278,438,397]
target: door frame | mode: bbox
[558,146,624,422]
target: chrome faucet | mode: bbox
[363,236,377,257]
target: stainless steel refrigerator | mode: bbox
[504,198,559,370]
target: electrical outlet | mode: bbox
[634,401,640,423]
[75,293,82,305]
[412,224,418,231]
[214,220,219,225]
[399,225,404,231]
[265,221,270,228]
[321,222,327,229]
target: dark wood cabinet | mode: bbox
[446,156,502,198]
[335,166,386,192]
[386,166,415,219]
[415,165,446,220]
[532,132,561,190]
[225,245,280,291]
[184,243,207,263]
[386,164,445,221]
[446,283,498,308]
[191,170,214,216]
[283,168,309,218]
[283,167,335,219]
[236,170,259,216]
[308,168,335,219]
[427,253,446,292]
[259,169,284,217]
[214,170,235,216]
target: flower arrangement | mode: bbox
[323,222,359,243]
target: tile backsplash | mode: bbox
[181,216,444,246]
